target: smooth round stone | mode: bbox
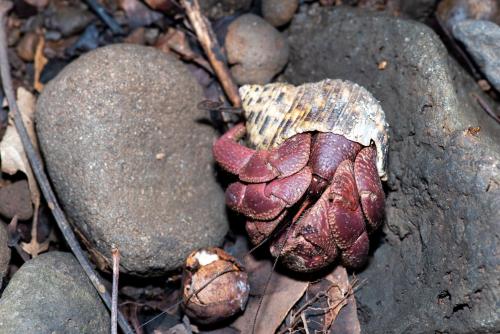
[0,252,109,333]
[262,0,299,27]
[225,14,289,85]
[36,44,228,275]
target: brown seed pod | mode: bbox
[182,248,249,325]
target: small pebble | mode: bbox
[378,60,388,70]
[200,0,252,20]
[44,7,95,37]
[437,0,499,31]
[144,28,159,45]
[262,0,299,27]
[453,20,500,91]
[7,27,20,47]
[225,14,289,85]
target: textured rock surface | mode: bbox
[0,223,10,286]
[0,180,33,220]
[36,44,228,275]
[0,252,109,333]
[398,0,438,20]
[262,0,299,27]
[225,14,289,85]
[285,6,500,333]
[453,19,500,91]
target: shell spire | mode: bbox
[239,79,389,180]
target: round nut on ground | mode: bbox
[262,0,299,27]
[225,14,289,85]
[182,248,249,325]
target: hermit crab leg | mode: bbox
[327,160,366,249]
[269,183,339,273]
[308,132,362,196]
[213,123,311,183]
[354,146,385,231]
[225,167,312,221]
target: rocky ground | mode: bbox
[0,0,498,333]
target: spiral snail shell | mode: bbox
[239,79,389,180]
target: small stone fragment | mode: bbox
[199,0,252,20]
[0,252,109,333]
[182,248,249,325]
[0,223,10,286]
[7,27,20,47]
[453,20,500,91]
[16,31,39,61]
[262,0,299,27]
[144,28,159,45]
[437,0,499,31]
[44,7,95,37]
[225,14,289,85]
[36,44,228,275]
[0,180,33,220]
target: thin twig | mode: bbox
[300,312,310,334]
[471,92,500,124]
[0,3,133,333]
[180,0,241,108]
[111,246,120,334]
[84,0,123,35]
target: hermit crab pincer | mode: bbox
[213,79,389,272]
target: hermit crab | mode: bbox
[213,79,389,272]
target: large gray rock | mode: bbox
[285,6,500,333]
[36,44,228,276]
[0,252,109,333]
[453,19,500,91]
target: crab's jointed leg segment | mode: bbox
[354,146,385,231]
[213,123,311,183]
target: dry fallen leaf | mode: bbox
[0,88,45,256]
[0,87,40,202]
[330,289,361,334]
[34,34,48,93]
[232,254,309,334]
[20,210,52,257]
[155,28,213,74]
[275,265,360,333]
[323,266,353,331]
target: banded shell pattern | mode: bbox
[239,79,389,180]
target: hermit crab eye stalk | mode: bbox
[213,79,389,273]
